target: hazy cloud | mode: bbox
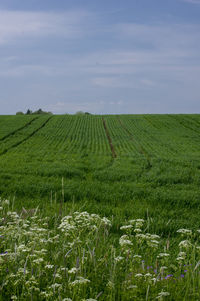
[182,0,200,4]
[0,5,200,114]
[0,9,89,45]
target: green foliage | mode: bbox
[0,114,200,255]
[0,199,200,300]
[24,109,53,115]
[16,111,24,115]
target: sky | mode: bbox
[0,0,200,114]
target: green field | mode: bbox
[0,114,200,300]
[0,114,200,221]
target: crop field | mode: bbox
[0,114,200,300]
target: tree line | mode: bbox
[16,109,53,115]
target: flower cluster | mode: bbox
[0,197,200,300]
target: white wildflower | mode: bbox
[68,267,79,274]
[176,256,185,262]
[120,225,133,231]
[45,264,54,269]
[157,253,170,259]
[160,266,168,273]
[70,277,90,286]
[135,273,143,278]
[101,217,111,226]
[134,228,142,233]
[51,283,62,289]
[156,291,170,299]
[177,229,192,235]
[114,256,124,262]
[178,251,186,257]
[179,240,192,249]
[32,258,44,264]
[119,235,133,247]
[128,285,137,289]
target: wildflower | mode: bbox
[144,273,152,277]
[120,225,133,231]
[160,266,168,273]
[114,256,124,262]
[32,258,44,264]
[0,252,8,256]
[127,285,137,289]
[107,281,114,289]
[51,283,62,289]
[147,266,153,270]
[101,217,111,226]
[178,251,186,257]
[70,277,90,287]
[45,264,54,269]
[177,229,192,235]
[134,228,142,233]
[156,291,170,299]
[150,234,160,239]
[55,273,62,280]
[135,273,143,278]
[147,240,159,248]
[157,253,170,259]
[177,256,185,262]
[179,240,192,249]
[3,199,10,205]
[68,267,79,274]
[119,235,133,247]
[165,274,173,279]
[40,291,54,298]
[135,234,146,240]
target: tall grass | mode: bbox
[1,198,200,300]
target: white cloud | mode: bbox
[92,76,128,88]
[44,101,106,114]
[182,0,200,3]
[0,12,200,114]
[0,9,89,45]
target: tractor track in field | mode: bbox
[116,116,152,166]
[102,117,117,158]
[0,117,39,142]
[0,116,52,157]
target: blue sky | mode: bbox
[0,0,200,114]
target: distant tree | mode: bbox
[85,112,91,115]
[16,111,24,115]
[26,109,32,115]
[33,108,43,115]
[25,108,53,115]
[76,111,85,115]
[36,108,43,114]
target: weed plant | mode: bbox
[1,198,200,300]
